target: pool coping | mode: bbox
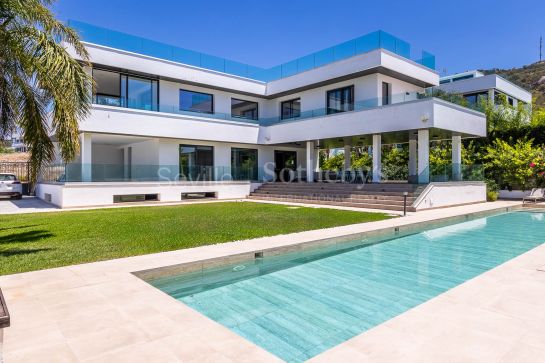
[133,204,518,283]
[0,200,537,362]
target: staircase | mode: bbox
[249,183,426,211]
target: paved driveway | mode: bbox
[0,196,58,214]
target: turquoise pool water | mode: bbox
[150,211,545,362]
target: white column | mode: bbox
[80,133,92,182]
[452,135,462,181]
[408,137,417,183]
[343,140,352,171]
[372,134,381,183]
[306,141,317,182]
[418,129,429,184]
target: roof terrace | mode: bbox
[68,20,436,82]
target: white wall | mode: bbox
[263,98,486,144]
[159,73,424,121]
[38,182,260,208]
[157,138,305,173]
[412,182,486,210]
[436,74,532,104]
[92,144,124,164]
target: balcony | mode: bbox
[89,90,483,128]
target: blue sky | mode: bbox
[54,0,544,75]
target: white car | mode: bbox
[0,173,23,200]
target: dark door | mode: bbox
[274,151,297,182]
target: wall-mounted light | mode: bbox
[421,114,429,123]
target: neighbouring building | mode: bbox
[436,70,532,108]
[36,20,487,209]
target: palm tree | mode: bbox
[0,0,92,180]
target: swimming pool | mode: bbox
[148,210,545,362]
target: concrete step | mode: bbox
[261,183,424,191]
[249,195,416,212]
[251,190,417,202]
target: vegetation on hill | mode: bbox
[482,61,545,107]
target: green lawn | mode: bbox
[0,202,392,275]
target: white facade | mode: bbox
[40,24,488,208]
[437,71,532,106]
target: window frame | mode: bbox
[326,85,354,115]
[92,67,159,111]
[231,147,259,181]
[280,98,301,120]
[382,82,391,106]
[231,98,259,120]
[179,89,214,114]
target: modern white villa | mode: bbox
[36,20,487,209]
[437,70,532,107]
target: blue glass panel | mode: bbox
[172,47,201,67]
[225,60,248,78]
[201,54,225,72]
[314,47,335,67]
[421,51,436,69]
[334,40,355,61]
[141,39,173,60]
[395,39,410,58]
[68,20,108,45]
[355,31,380,54]
[379,31,397,53]
[281,60,298,78]
[107,30,143,54]
[246,66,268,82]
[296,54,315,73]
[267,66,282,81]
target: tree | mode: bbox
[484,139,540,191]
[0,0,92,180]
[381,146,408,180]
[484,94,530,132]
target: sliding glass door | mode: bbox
[231,148,258,181]
[179,145,214,181]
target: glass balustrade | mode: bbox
[68,20,436,83]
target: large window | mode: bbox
[179,145,214,181]
[382,82,391,105]
[93,69,122,107]
[326,86,353,114]
[281,98,301,120]
[231,98,258,120]
[92,69,158,111]
[231,148,258,181]
[179,89,214,114]
[464,92,488,106]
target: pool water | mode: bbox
[150,211,545,362]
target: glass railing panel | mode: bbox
[141,38,173,60]
[106,28,143,54]
[246,65,267,81]
[69,20,108,45]
[171,47,201,68]
[95,95,122,107]
[395,38,411,59]
[69,20,436,82]
[201,54,225,73]
[355,31,380,54]
[334,40,356,61]
[420,51,436,70]
[314,47,335,68]
[379,31,397,53]
[225,60,249,78]
[40,164,277,183]
[296,54,315,73]
[281,60,299,78]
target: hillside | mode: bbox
[482,61,545,107]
